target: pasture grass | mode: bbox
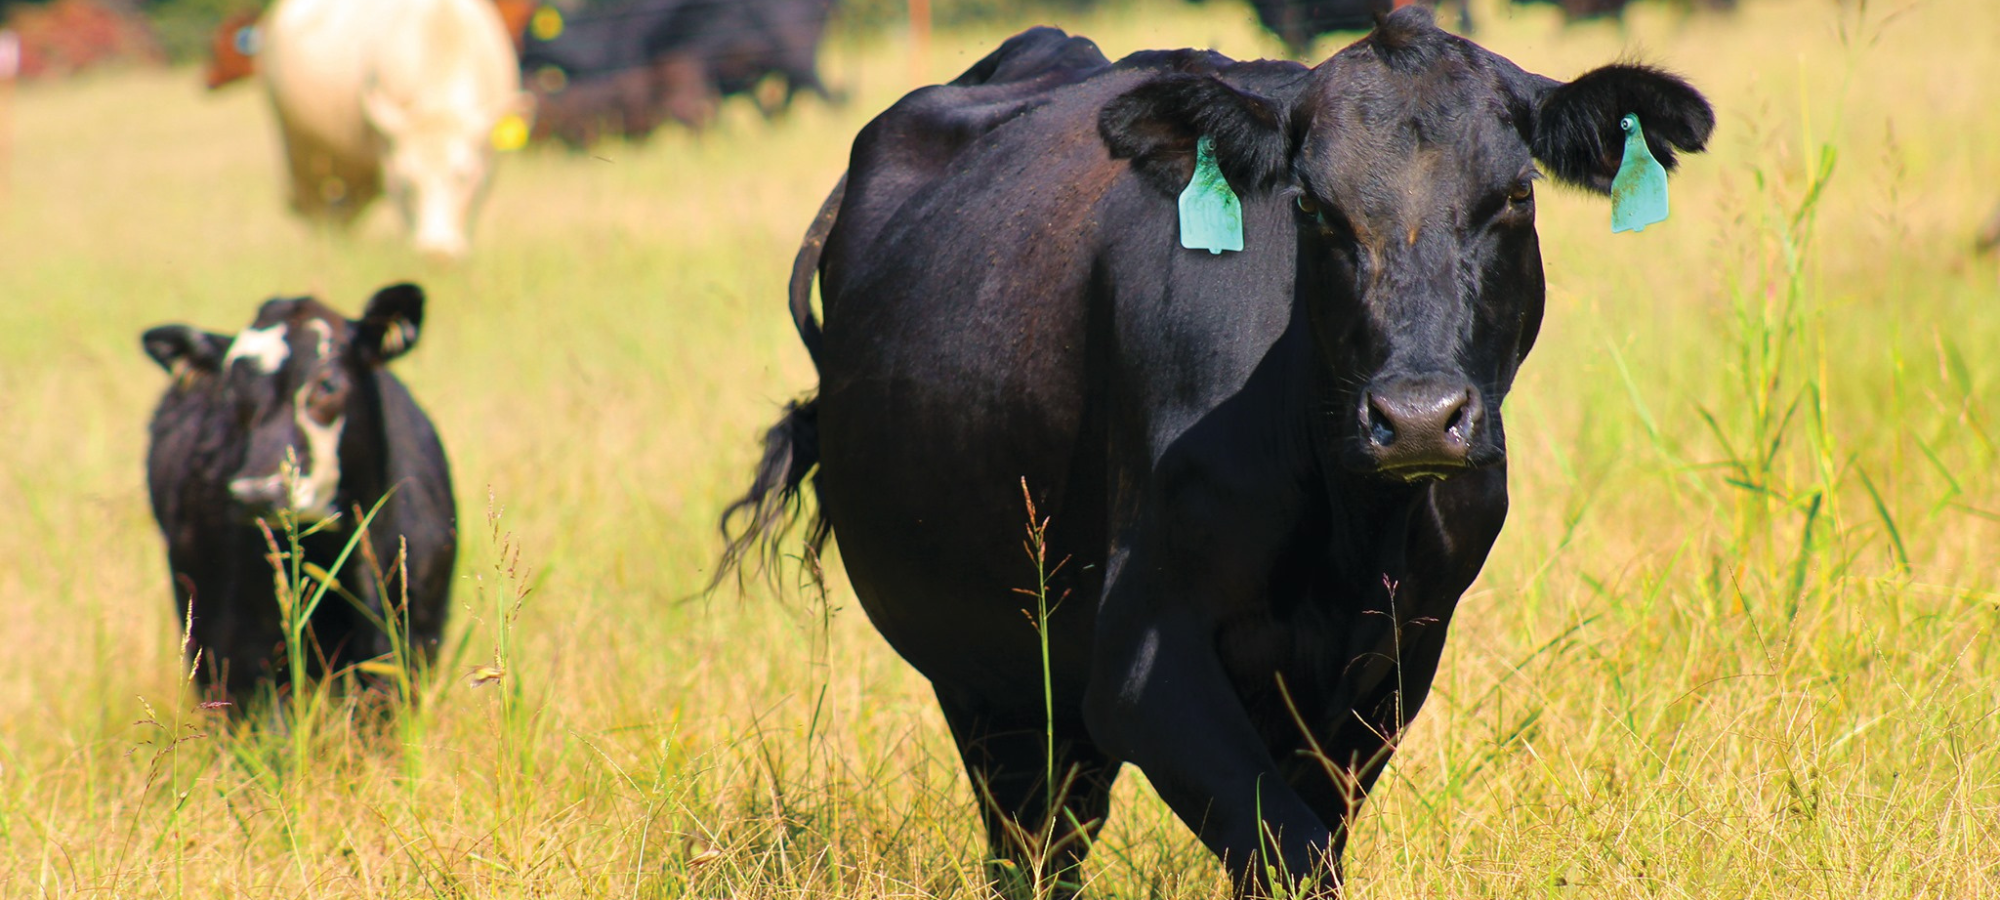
[1,0,1997,895]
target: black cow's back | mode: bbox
[815,31,1315,702]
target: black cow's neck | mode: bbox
[333,367,392,519]
[1298,321,1435,592]
[1322,469,1431,590]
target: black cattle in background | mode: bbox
[522,0,835,146]
[141,284,456,703]
[518,0,680,78]
[1205,0,1473,51]
[1511,0,1738,23]
[648,0,833,109]
[719,11,1711,896]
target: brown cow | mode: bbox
[203,10,258,90]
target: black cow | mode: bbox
[519,0,680,79]
[530,54,714,145]
[1511,0,1738,24]
[651,0,834,111]
[1213,0,1474,52]
[141,284,457,702]
[721,10,1710,897]
[522,0,833,145]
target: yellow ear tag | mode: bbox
[491,113,529,151]
[530,6,564,41]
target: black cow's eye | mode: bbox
[1296,195,1320,216]
[1508,183,1533,204]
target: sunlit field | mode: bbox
[1,0,1996,895]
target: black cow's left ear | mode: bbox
[1526,64,1714,194]
[356,282,425,364]
[1099,73,1291,198]
[141,325,231,376]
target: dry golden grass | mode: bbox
[0,0,1996,896]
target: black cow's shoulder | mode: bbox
[948,26,1109,88]
[144,372,240,537]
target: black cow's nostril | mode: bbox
[1367,399,1398,447]
[1361,381,1482,475]
[1443,397,1469,439]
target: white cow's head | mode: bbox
[363,87,522,259]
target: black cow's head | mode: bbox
[1101,7,1712,481]
[142,284,426,522]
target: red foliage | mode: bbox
[2,0,165,80]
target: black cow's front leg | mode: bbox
[1084,556,1341,898]
[1280,617,1453,875]
[935,687,1123,900]
[1285,468,1510,874]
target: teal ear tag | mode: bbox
[1611,113,1670,233]
[1179,135,1244,254]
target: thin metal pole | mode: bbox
[909,0,931,87]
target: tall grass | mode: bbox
[0,0,1996,896]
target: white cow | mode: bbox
[260,0,522,258]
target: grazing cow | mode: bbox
[517,0,682,79]
[259,0,524,258]
[142,284,457,702]
[1235,0,1475,51]
[1510,0,1738,24]
[521,0,834,146]
[657,0,834,113]
[530,53,716,146]
[721,11,1711,896]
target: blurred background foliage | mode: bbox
[0,0,1123,63]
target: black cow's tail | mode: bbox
[713,397,827,592]
[789,172,844,369]
[713,174,845,593]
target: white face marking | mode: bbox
[305,318,333,361]
[224,323,290,374]
[286,323,343,521]
[288,381,346,522]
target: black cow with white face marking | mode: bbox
[141,284,456,702]
[722,10,1710,897]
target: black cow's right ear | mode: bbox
[1525,64,1714,194]
[356,282,425,364]
[141,325,231,376]
[1099,73,1290,198]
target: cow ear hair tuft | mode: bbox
[1528,63,1714,194]
[1099,73,1291,198]
[357,282,426,363]
[141,325,231,377]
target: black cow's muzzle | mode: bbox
[1360,376,1486,480]
[228,473,288,513]
[227,472,338,524]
